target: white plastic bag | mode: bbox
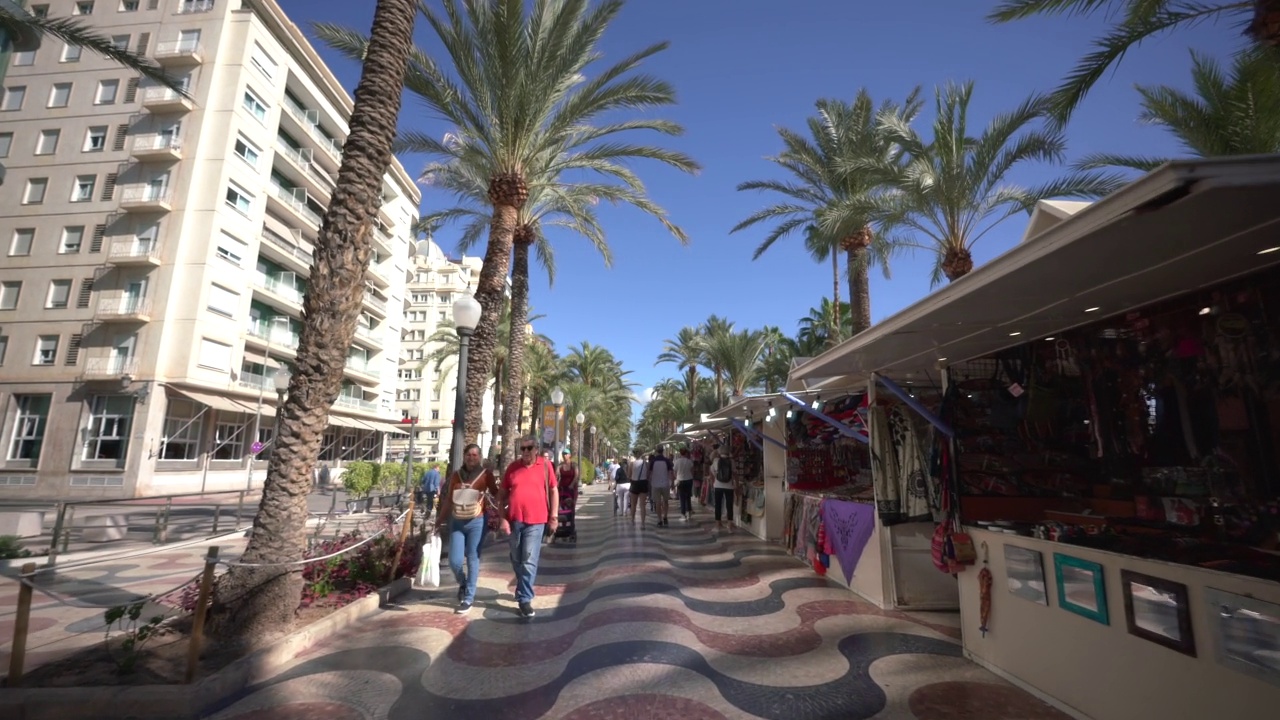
[418,533,442,588]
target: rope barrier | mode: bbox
[18,522,254,578]
[215,507,412,569]
[16,570,205,610]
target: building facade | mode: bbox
[0,0,416,500]
[391,240,498,465]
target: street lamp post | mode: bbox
[589,425,597,465]
[247,316,290,489]
[272,368,290,454]
[404,401,422,494]
[449,292,483,476]
[550,386,565,457]
[574,411,585,468]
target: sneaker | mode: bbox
[455,601,472,614]
[519,602,536,618]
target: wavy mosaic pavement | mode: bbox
[206,485,1073,720]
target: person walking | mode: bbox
[317,463,331,491]
[673,447,695,521]
[420,463,441,520]
[434,444,497,614]
[497,435,558,618]
[628,450,650,526]
[648,446,674,527]
[611,458,630,517]
[712,445,735,534]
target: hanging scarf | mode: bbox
[978,565,993,637]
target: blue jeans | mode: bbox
[508,520,545,604]
[448,516,485,604]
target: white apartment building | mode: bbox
[392,239,497,465]
[0,0,416,500]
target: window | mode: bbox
[233,136,259,166]
[250,43,277,79]
[34,335,58,365]
[13,48,36,66]
[120,0,139,10]
[7,395,50,461]
[74,1,95,15]
[111,35,130,51]
[84,395,133,461]
[197,338,231,371]
[431,410,440,420]
[84,126,107,152]
[10,229,34,257]
[47,280,72,309]
[72,175,97,202]
[2,86,27,111]
[48,83,72,108]
[23,178,47,205]
[30,4,48,17]
[61,226,85,254]
[160,398,202,460]
[225,183,253,214]
[96,80,119,105]
[242,88,267,121]
[0,335,6,365]
[0,133,11,157]
[215,244,243,266]
[207,284,238,317]
[428,430,439,439]
[62,44,82,62]
[35,129,60,155]
[212,421,245,460]
[0,281,20,310]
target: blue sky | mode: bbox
[284,0,1240,409]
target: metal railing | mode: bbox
[140,87,190,106]
[82,355,138,377]
[334,394,378,412]
[253,272,306,306]
[153,40,202,59]
[118,186,172,205]
[246,319,299,348]
[95,297,153,319]
[261,228,314,266]
[270,182,323,227]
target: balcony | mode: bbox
[176,0,215,13]
[260,229,313,276]
[366,262,392,290]
[334,394,379,413]
[141,87,194,114]
[252,272,305,309]
[245,321,299,351]
[371,222,395,254]
[153,40,203,66]
[345,357,379,383]
[130,133,183,161]
[274,140,335,201]
[281,97,343,164]
[95,298,153,323]
[82,356,139,379]
[363,290,388,317]
[268,182,323,229]
[107,242,162,267]
[118,186,173,213]
[353,323,381,348]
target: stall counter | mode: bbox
[958,527,1280,720]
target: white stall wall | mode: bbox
[959,528,1280,720]
[817,509,888,608]
[756,419,788,541]
[885,522,959,609]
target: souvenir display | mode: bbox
[944,268,1280,583]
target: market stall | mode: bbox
[791,157,1280,719]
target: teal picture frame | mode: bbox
[1054,553,1109,625]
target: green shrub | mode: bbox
[342,461,377,498]
[0,535,32,560]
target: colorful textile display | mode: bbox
[820,499,877,585]
[870,404,934,525]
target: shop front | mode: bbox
[791,157,1280,719]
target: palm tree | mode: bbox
[522,340,566,438]
[0,1,186,92]
[657,326,704,408]
[987,0,1280,125]
[697,314,735,407]
[705,329,765,399]
[315,0,698,445]
[757,325,792,394]
[419,141,689,468]
[875,81,1123,284]
[1076,48,1280,171]
[206,0,417,648]
[733,90,922,336]
[797,298,852,350]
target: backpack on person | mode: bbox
[717,456,733,483]
[614,463,628,483]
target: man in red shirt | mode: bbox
[497,435,559,618]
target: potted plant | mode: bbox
[342,461,376,512]
[374,461,409,508]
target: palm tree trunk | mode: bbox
[847,245,871,335]
[500,236,532,466]
[206,0,415,650]
[465,203,519,442]
[517,384,527,436]
[830,251,842,343]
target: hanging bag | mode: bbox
[450,471,488,520]
[418,531,442,588]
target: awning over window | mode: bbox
[171,388,258,415]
